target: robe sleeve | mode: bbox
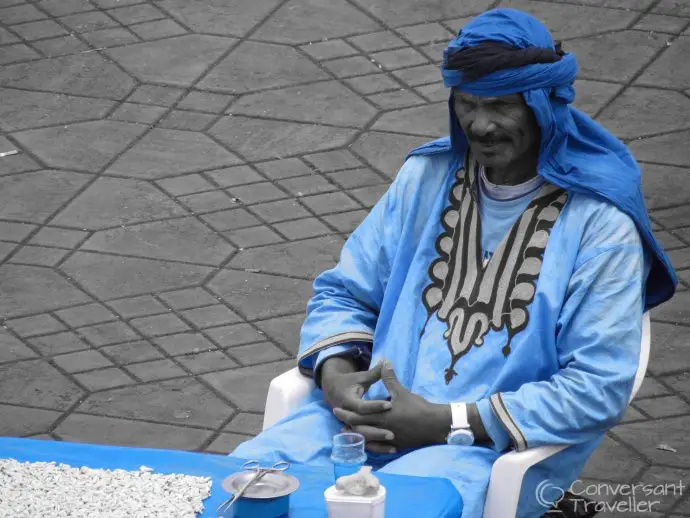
[313,342,373,387]
[476,208,647,452]
[296,157,421,376]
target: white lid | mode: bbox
[324,484,386,505]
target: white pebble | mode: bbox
[0,458,212,517]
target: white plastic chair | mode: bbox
[262,312,651,518]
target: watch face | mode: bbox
[448,429,474,446]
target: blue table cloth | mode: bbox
[0,437,462,517]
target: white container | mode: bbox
[324,484,386,518]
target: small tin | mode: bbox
[220,470,299,518]
[324,484,386,518]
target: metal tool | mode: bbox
[217,460,290,514]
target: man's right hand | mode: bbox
[321,357,395,452]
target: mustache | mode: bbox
[467,133,510,144]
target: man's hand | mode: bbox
[333,361,452,453]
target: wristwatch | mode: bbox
[447,402,475,446]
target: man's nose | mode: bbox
[470,109,496,137]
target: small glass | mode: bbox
[330,432,367,481]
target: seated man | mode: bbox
[232,8,676,518]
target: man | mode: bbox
[231,8,676,517]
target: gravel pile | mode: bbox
[0,458,212,517]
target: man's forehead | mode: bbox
[454,90,524,103]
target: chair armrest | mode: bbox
[262,367,317,431]
[483,444,567,518]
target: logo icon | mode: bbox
[536,480,566,510]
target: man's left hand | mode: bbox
[333,361,452,452]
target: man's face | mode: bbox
[453,91,540,169]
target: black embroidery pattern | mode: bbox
[421,160,567,383]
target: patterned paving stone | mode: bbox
[210,116,357,161]
[73,368,136,392]
[54,413,213,450]
[372,102,448,137]
[564,31,665,83]
[229,342,288,366]
[202,323,265,348]
[52,349,113,373]
[572,80,622,116]
[154,332,217,356]
[181,304,241,328]
[199,41,328,94]
[53,176,187,230]
[5,313,66,337]
[125,359,187,381]
[12,121,147,172]
[99,341,164,364]
[223,226,283,248]
[628,130,690,168]
[29,227,88,249]
[597,88,690,140]
[637,36,690,91]
[106,295,167,318]
[9,245,69,267]
[0,405,61,436]
[156,174,214,196]
[176,350,237,374]
[0,170,91,223]
[128,19,187,40]
[205,433,251,454]
[158,288,219,310]
[224,412,263,435]
[653,0,690,16]
[29,332,90,356]
[581,435,645,482]
[350,131,429,177]
[78,377,233,427]
[60,252,213,299]
[129,313,190,337]
[157,0,283,37]
[0,328,37,363]
[0,265,90,318]
[0,45,33,67]
[352,0,493,27]
[106,34,235,86]
[201,360,294,412]
[502,0,637,40]
[642,163,690,210]
[613,415,690,468]
[0,54,135,99]
[0,359,84,410]
[208,270,312,320]
[231,81,378,128]
[82,217,235,265]
[228,236,343,278]
[77,321,139,347]
[253,314,305,356]
[254,0,381,44]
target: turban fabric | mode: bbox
[408,8,676,308]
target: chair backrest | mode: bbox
[629,311,651,403]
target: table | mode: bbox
[0,437,462,517]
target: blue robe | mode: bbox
[233,153,649,517]
[232,8,675,518]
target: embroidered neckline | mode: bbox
[421,153,568,383]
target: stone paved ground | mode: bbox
[1,0,690,514]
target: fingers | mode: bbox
[366,441,397,454]
[333,407,383,427]
[355,362,383,389]
[351,425,394,442]
[347,394,392,414]
[380,360,403,398]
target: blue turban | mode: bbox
[409,8,676,309]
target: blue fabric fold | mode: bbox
[409,7,676,309]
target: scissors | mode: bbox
[217,460,290,513]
